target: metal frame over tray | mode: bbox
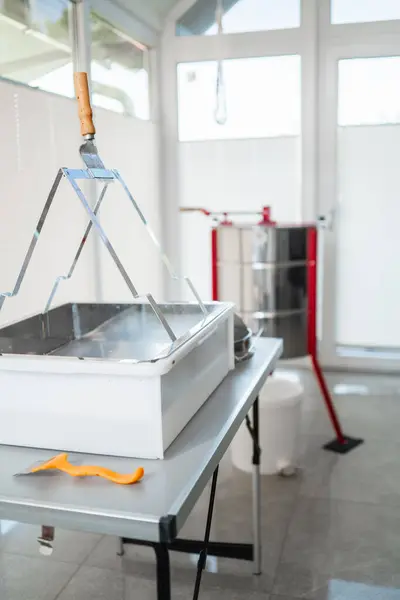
[0,167,210,352]
[0,301,231,364]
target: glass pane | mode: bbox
[176,0,300,36]
[0,0,72,97]
[335,56,400,350]
[338,57,400,126]
[177,56,301,141]
[332,0,400,24]
[91,13,150,119]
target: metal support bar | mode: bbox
[245,414,261,458]
[120,537,253,561]
[193,466,219,600]
[116,536,124,557]
[44,183,109,312]
[65,171,177,342]
[248,397,262,575]
[114,170,208,317]
[0,170,63,313]
[170,539,252,560]
[252,397,262,575]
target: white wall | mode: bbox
[179,136,301,300]
[335,125,400,349]
[94,107,162,303]
[0,81,96,325]
[0,79,161,325]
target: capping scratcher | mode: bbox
[15,453,144,485]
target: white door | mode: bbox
[319,46,400,371]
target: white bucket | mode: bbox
[231,376,303,475]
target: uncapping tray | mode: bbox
[0,301,234,459]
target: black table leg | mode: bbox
[193,466,219,600]
[251,396,261,574]
[153,543,171,600]
[119,398,261,597]
[246,396,262,574]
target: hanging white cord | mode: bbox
[214,0,227,125]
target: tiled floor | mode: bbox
[1,368,400,599]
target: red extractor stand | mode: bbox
[181,206,363,454]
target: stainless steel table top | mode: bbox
[0,338,282,543]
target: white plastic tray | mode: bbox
[0,301,235,458]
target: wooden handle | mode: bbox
[31,453,144,485]
[74,72,95,137]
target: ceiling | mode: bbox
[108,0,181,33]
[108,0,241,40]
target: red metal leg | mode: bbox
[310,354,345,444]
[307,227,343,440]
[211,227,219,301]
[307,228,363,453]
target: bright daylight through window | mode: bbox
[338,57,400,126]
[177,55,301,141]
[0,0,150,119]
[331,0,400,24]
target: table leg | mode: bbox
[153,543,171,600]
[193,466,219,600]
[251,396,262,575]
[117,537,124,556]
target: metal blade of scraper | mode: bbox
[73,71,105,170]
[14,455,83,476]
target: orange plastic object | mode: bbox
[30,453,144,485]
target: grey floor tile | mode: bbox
[285,369,400,442]
[331,394,400,441]
[86,534,271,594]
[56,565,156,600]
[0,521,102,564]
[273,497,400,599]
[58,565,271,600]
[0,552,77,600]
[85,535,157,579]
[299,434,400,506]
[324,371,400,397]
[272,579,400,600]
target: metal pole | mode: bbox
[69,0,91,76]
[251,396,262,575]
[193,467,220,600]
[69,0,103,302]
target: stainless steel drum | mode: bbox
[215,223,310,359]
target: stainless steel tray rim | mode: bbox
[0,301,234,366]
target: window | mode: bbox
[0,3,150,118]
[331,0,400,24]
[91,13,150,119]
[338,57,400,126]
[176,0,300,36]
[177,56,301,141]
[0,0,72,97]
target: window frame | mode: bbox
[160,0,400,373]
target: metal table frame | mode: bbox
[0,339,282,600]
[117,397,261,600]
